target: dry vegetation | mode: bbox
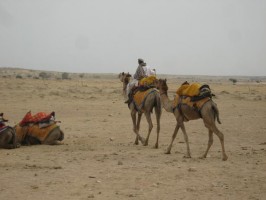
[0,67,266,200]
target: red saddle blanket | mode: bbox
[19,111,55,126]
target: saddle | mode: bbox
[172,82,213,112]
[16,111,61,144]
[19,111,58,127]
[15,123,59,144]
[128,87,157,112]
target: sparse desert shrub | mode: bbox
[79,73,85,78]
[62,72,70,80]
[16,75,23,79]
[27,74,32,78]
[229,78,237,85]
[39,72,50,79]
[93,75,100,79]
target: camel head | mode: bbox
[0,113,8,122]
[118,72,131,84]
[157,79,168,93]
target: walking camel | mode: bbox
[157,79,228,161]
[120,73,162,148]
[118,72,131,97]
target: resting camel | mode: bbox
[15,124,64,145]
[157,79,228,161]
[14,111,64,145]
[0,127,19,149]
[120,73,161,148]
[118,72,131,97]
[0,113,19,149]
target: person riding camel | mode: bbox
[124,58,147,103]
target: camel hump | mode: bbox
[176,83,201,97]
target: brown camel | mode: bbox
[157,79,228,161]
[0,126,19,149]
[15,124,64,145]
[118,72,131,97]
[0,113,20,149]
[120,73,162,148]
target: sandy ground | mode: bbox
[0,70,266,200]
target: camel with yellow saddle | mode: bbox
[119,73,161,148]
[157,79,228,161]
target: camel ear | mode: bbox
[0,113,3,117]
[122,72,124,75]
[164,79,167,82]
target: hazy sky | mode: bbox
[0,0,265,76]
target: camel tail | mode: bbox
[212,102,221,124]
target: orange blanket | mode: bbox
[15,125,28,143]
[133,88,157,111]
[15,123,59,143]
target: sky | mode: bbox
[0,0,265,76]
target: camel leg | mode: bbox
[180,123,191,158]
[200,129,213,159]
[212,126,228,161]
[204,120,228,161]
[143,112,153,146]
[135,113,142,145]
[165,124,179,154]
[131,110,145,145]
[154,108,161,149]
[43,128,63,145]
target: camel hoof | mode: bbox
[183,155,191,158]
[143,141,148,146]
[199,156,206,159]
[222,155,228,161]
[139,137,146,145]
[165,151,171,154]
[153,144,158,149]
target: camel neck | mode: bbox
[159,91,174,113]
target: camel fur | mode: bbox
[118,72,131,97]
[157,79,227,161]
[120,73,162,148]
[0,113,20,149]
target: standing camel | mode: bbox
[120,73,161,148]
[157,79,227,160]
[118,72,131,97]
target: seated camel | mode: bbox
[0,113,20,149]
[15,111,64,145]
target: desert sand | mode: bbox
[0,68,266,200]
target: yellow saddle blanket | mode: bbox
[133,88,157,111]
[176,83,201,97]
[172,94,210,110]
[139,75,157,86]
[15,123,59,142]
